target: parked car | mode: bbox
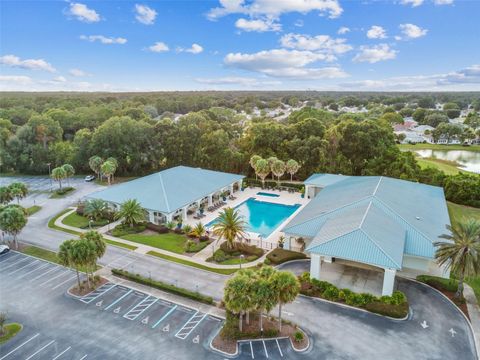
[0,245,10,255]
[85,175,96,182]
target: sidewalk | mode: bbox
[464,284,480,353]
[54,207,268,270]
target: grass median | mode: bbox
[0,323,22,345]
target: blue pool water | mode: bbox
[256,192,280,198]
[207,198,300,238]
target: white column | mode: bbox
[208,194,213,207]
[166,213,173,223]
[284,236,291,250]
[182,206,188,220]
[305,185,310,199]
[196,199,201,208]
[382,268,397,296]
[310,253,322,280]
[238,180,243,190]
[229,184,234,194]
[148,211,154,223]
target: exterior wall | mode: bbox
[400,256,448,279]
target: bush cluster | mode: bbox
[245,178,303,191]
[111,268,213,305]
[111,223,146,237]
[220,241,264,257]
[299,272,408,318]
[184,240,209,253]
[266,248,307,265]
[416,275,458,293]
[54,186,74,195]
[221,311,280,340]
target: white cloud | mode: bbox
[294,19,304,27]
[353,44,397,63]
[235,18,281,32]
[0,75,33,86]
[337,26,350,35]
[367,25,387,39]
[195,76,280,87]
[207,0,343,20]
[398,23,428,39]
[280,33,352,58]
[69,68,90,77]
[148,42,169,52]
[339,64,480,91]
[53,76,67,82]
[80,35,127,44]
[177,43,204,54]
[224,49,348,79]
[0,54,56,72]
[67,2,100,23]
[433,0,454,5]
[0,75,120,92]
[400,0,424,7]
[134,4,157,25]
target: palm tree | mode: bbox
[62,164,75,186]
[8,182,28,204]
[249,155,262,180]
[224,273,253,332]
[0,312,7,336]
[273,271,300,331]
[212,208,247,249]
[51,166,67,190]
[435,219,480,299]
[271,159,286,186]
[58,239,81,288]
[286,159,301,181]
[81,231,106,277]
[190,222,206,239]
[89,156,103,180]
[105,157,118,182]
[84,199,107,221]
[116,199,146,228]
[267,156,278,181]
[101,160,115,185]
[70,239,97,289]
[0,205,27,249]
[255,159,270,188]
[253,266,277,332]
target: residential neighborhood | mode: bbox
[1,0,480,359]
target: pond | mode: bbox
[415,149,480,174]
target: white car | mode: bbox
[0,245,10,255]
[85,175,96,182]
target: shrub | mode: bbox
[213,249,228,262]
[173,228,184,234]
[54,186,74,195]
[294,331,304,342]
[111,223,146,237]
[111,268,213,305]
[184,240,209,253]
[322,285,340,301]
[182,225,192,234]
[365,301,409,319]
[199,235,209,242]
[76,203,85,216]
[417,275,458,293]
[220,241,263,257]
[380,291,407,305]
[266,248,307,265]
[310,278,331,294]
[263,329,279,337]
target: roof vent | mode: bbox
[416,216,421,220]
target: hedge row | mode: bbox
[416,275,458,293]
[299,272,409,318]
[244,178,303,190]
[111,223,146,237]
[111,268,214,305]
[220,241,264,257]
[265,248,307,265]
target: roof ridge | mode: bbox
[158,172,170,213]
[283,195,373,233]
[372,176,383,196]
[306,227,362,251]
[359,228,402,269]
[358,200,373,228]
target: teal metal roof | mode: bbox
[282,175,451,269]
[89,166,244,214]
[304,173,348,187]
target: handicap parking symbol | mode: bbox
[96,300,103,307]
[142,316,149,325]
[163,324,170,332]
[193,335,200,344]
[114,307,121,314]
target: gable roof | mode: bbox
[89,166,244,214]
[304,173,348,188]
[282,175,451,268]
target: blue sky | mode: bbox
[1,0,479,91]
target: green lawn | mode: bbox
[50,187,75,199]
[122,233,187,254]
[447,202,480,226]
[147,251,238,275]
[62,212,109,229]
[416,157,463,175]
[48,209,80,235]
[0,323,22,345]
[398,144,480,152]
[26,205,41,216]
[104,239,138,250]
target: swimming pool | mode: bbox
[207,198,300,238]
[256,192,280,198]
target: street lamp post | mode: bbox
[47,162,52,190]
[239,254,245,270]
[89,219,93,230]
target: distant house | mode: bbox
[282,174,451,296]
[412,125,434,134]
[437,136,461,145]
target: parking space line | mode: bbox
[250,341,254,359]
[275,339,283,357]
[40,269,71,286]
[175,312,207,340]
[7,259,39,275]
[51,274,78,290]
[0,333,40,360]
[79,355,88,360]
[0,252,20,263]
[79,282,115,304]
[104,289,132,310]
[25,340,55,360]
[17,262,50,279]
[152,305,177,329]
[52,346,71,360]
[30,266,59,281]
[1,256,31,271]
[123,296,158,321]
[263,340,268,358]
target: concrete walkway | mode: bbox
[464,284,480,352]
[55,207,268,270]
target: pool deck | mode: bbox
[184,186,309,249]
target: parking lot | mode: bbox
[0,176,88,193]
[3,251,297,359]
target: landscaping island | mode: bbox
[0,323,22,345]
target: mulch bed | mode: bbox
[69,277,108,297]
[212,313,308,354]
[436,288,470,320]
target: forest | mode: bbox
[0,91,479,207]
